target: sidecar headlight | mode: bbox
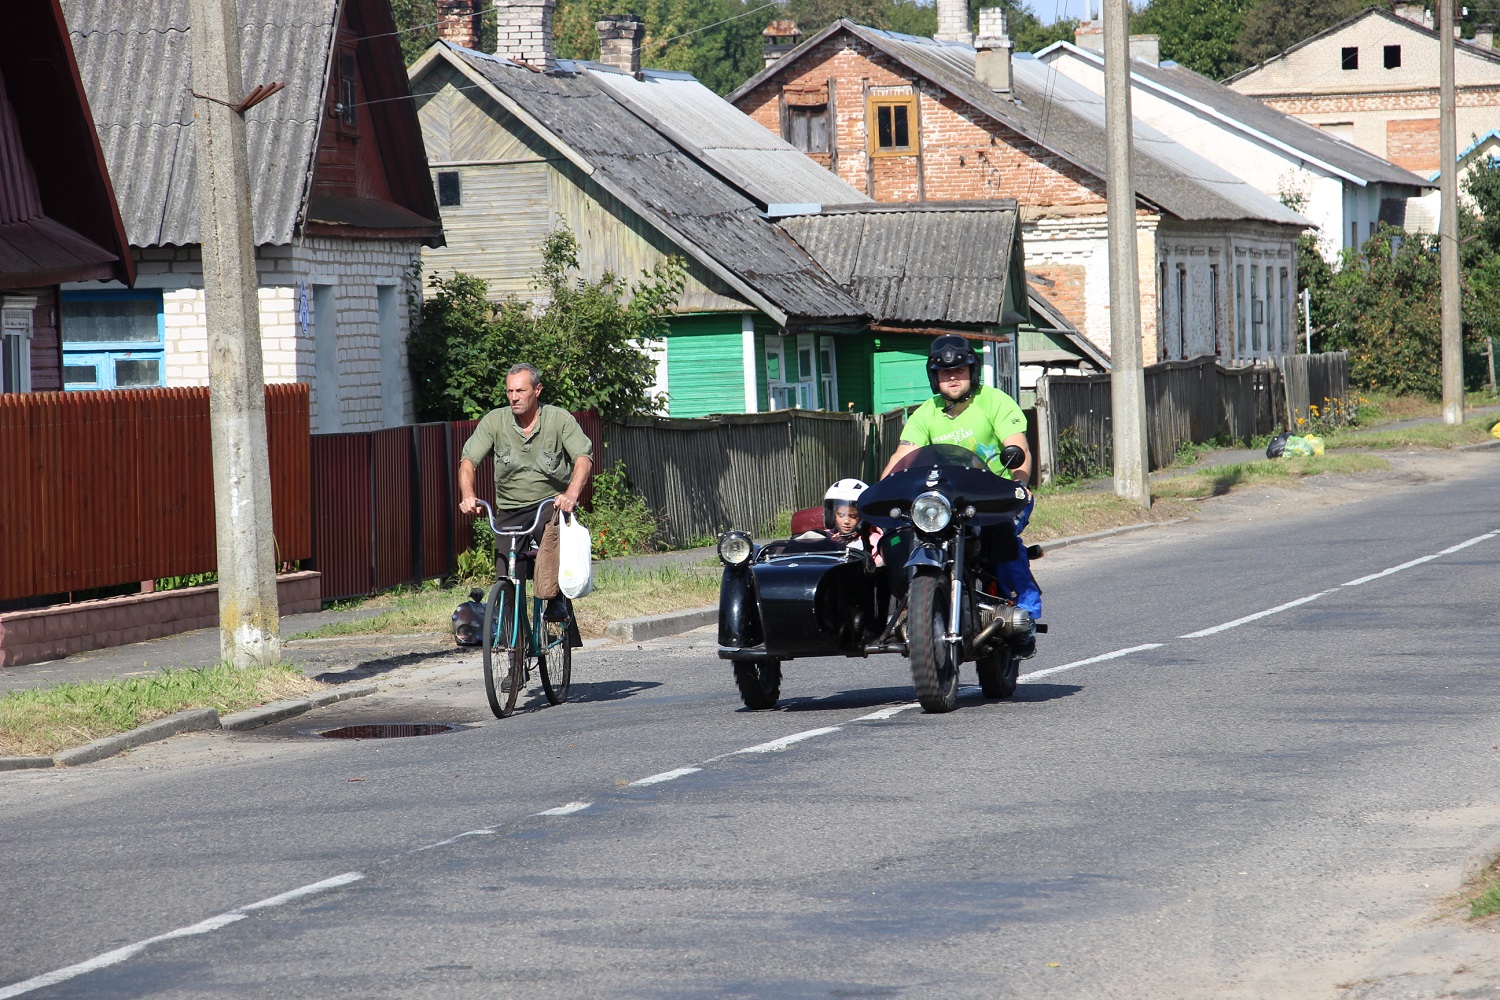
[910,492,952,533]
[718,530,753,566]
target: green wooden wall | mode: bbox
[665,314,751,417]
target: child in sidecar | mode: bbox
[793,478,883,565]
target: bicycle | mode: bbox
[472,498,575,719]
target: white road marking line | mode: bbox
[734,726,842,754]
[536,802,592,816]
[1343,530,1499,587]
[630,767,702,786]
[1178,593,1330,639]
[0,873,364,999]
[856,703,920,721]
[412,829,496,852]
[1019,643,1164,681]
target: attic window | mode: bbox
[437,171,460,207]
[1384,44,1401,68]
[868,95,918,156]
[1341,46,1359,70]
[339,53,358,127]
[784,104,831,154]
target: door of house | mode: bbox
[872,348,931,413]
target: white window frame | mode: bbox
[818,336,839,411]
[1,296,35,394]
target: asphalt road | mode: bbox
[3,454,1499,999]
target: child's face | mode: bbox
[833,504,859,535]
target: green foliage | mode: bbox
[455,518,496,583]
[1236,0,1368,69]
[408,227,683,421]
[1132,0,1252,80]
[1051,426,1106,485]
[154,571,218,592]
[586,463,662,558]
[554,0,767,94]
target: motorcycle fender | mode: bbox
[904,543,946,576]
[718,564,761,649]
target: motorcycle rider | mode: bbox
[880,335,1039,657]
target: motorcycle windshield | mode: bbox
[885,443,990,475]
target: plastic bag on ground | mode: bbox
[1265,432,1289,459]
[1280,435,1315,457]
[557,511,594,599]
[1303,434,1325,456]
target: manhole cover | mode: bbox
[319,723,459,740]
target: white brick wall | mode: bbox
[119,238,422,434]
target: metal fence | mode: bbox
[1279,351,1351,428]
[1033,356,1298,481]
[0,385,311,604]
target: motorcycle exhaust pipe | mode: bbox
[972,605,1033,651]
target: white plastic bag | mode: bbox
[557,511,594,599]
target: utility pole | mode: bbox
[190,0,282,667]
[1439,0,1464,425]
[1104,0,1150,507]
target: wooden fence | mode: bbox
[1033,356,1287,481]
[0,385,311,604]
[1279,351,1351,428]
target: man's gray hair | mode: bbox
[507,362,542,387]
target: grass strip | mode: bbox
[1027,488,1194,542]
[1324,414,1500,451]
[1461,852,1500,920]
[1152,454,1389,500]
[291,563,722,643]
[0,664,324,758]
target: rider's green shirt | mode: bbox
[462,404,593,509]
[899,385,1027,476]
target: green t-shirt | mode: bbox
[899,386,1027,476]
[462,404,593,509]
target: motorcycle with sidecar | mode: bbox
[716,443,1046,713]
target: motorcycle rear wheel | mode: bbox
[908,574,959,713]
[976,643,1019,699]
[733,660,781,710]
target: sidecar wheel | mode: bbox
[908,574,959,713]
[977,645,1018,699]
[733,660,781,710]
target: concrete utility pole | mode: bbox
[1439,0,1465,425]
[1104,0,1150,507]
[189,0,282,667]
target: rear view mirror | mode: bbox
[999,444,1026,470]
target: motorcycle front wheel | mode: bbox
[908,573,959,713]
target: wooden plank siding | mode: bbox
[663,314,748,416]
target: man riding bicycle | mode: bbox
[880,335,1040,657]
[458,363,593,619]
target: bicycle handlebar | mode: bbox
[472,497,556,538]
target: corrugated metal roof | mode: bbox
[444,45,865,323]
[584,66,869,209]
[62,0,336,246]
[731,21,1310,227]
[779,203,1020,325]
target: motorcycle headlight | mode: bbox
[718,530,753,566]
[910,492,952,533]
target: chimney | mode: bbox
[1392,3,1425,24]
[974,9,1013,94]
[1129,34,1159,66]
[1074,17,1104,53]
[436,0,480,50]
[595,14,645,74]
[935,0,971,46]
[494,0,557,71]
[762,19,801,69]
[1476,24,1496,48]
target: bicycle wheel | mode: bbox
[481,580,526,719]
[539,597,573,705]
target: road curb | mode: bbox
[220,682,377,731]
[0,756,55,771]
[55,707,221,767]
[1456,437,1500,451]
[1039,518,1191,554]
[606,607,717,643]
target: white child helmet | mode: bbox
[823,478,869,532]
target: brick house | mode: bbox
[61,0,443,432]
[729,12,1312,363]
[0,0,131,394]
[1039,38,1432,261]
[1225,5,1500,179]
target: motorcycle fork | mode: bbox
[946,533,964,650]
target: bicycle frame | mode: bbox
[474,499,566,656]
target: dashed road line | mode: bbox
[412,829,496,852]
[630,767,701,786]
[856,703,920,721]
[733,726,842,754]
[1178,594,1330,639]
[0,873,364,999]
[1342,529,1498,587]
[1019,643,1165,681]
[536,802,592,816]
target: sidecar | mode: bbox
[715,518,898,710]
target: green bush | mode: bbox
[585,463,660,559]
[454,518,495,583]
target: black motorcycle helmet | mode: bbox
[926,334,981,396]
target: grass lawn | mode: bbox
[1356,390,1500,426]
[1325,414,1500,451]
[290,562,722,643]
[1151,453,1390,500]
[0,664,323,758]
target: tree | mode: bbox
[1131,0,1252,80]
[1236,0,1368,69]
[408,229,685,421]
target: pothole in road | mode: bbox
[319,723,461,740]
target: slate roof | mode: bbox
[778,202,1025,326]
[1038,41,1431,191]
[62,0,440,249]
[437,44,866,325]
[729,21,1310,228]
